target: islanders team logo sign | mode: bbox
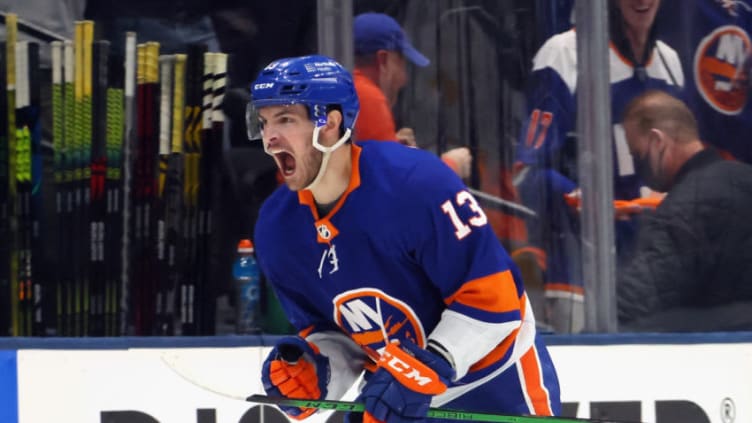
[333,288,426,357]
[694,25,752,115]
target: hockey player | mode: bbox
[514,0,684,333]
[247,55,561,422]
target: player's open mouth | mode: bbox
[275,151,296,176]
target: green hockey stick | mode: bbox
[246,395,634,423]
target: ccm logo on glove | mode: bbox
[378,342,447,395]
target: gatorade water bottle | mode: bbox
[232,239,260,334]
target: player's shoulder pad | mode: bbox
[360,141,464,206]
[361,140,454,182]
[258,185,295,218]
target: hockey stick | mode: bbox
[155,53,173,335]
[158,355,630,423]
[6,13,20,336]
[467,187,537,218]
[81,20,95,336]
[120,31,137,337]
[90,39,109,336]
[246,395,632,423]
[159,354,631,423]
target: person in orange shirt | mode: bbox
[352,12,472,179]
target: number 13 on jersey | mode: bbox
[441,190,488,240]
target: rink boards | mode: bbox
[0,333,750,423]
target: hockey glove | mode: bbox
[346,340,455,423]
[261,336,330,420]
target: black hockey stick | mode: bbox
[6,13,20,336]
[246,395,635,423]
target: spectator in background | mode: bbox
[353,12,472,179]
[618,90,752,332]
[513,0,684,333]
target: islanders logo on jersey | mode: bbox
[694,25,752,115]
[332,288,426,357]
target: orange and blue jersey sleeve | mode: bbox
[514,34,583,297]
[515,31,578,182]
[398,155,532,380]
[515,67,576,175]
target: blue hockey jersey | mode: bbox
[254,141,558,412]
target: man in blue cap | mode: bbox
[353,12,472,178]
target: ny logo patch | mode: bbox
[317,244,339,278]
[317,223,332,240]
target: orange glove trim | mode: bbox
[378,343,447,395]
[363,411,385,423]
[268,360,322,399]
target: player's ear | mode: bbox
[325,109,343,135]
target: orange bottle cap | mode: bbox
[238,239,254,253]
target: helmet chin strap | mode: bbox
[304,125,351,191]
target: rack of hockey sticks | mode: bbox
[1,14,227,336]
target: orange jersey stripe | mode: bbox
[298,143,363,221]
[469,326,519,373]
[609,40,655,67]
[445,270,521,313]
[298,325,315,338]
[467,294,527,373]
[520,345,554,416]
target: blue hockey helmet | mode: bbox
[247,55,359,140]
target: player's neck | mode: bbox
[311,143,353,206]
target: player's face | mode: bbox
[258,104,323,191]
[618,0,660,35]
[379,51,408,107]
